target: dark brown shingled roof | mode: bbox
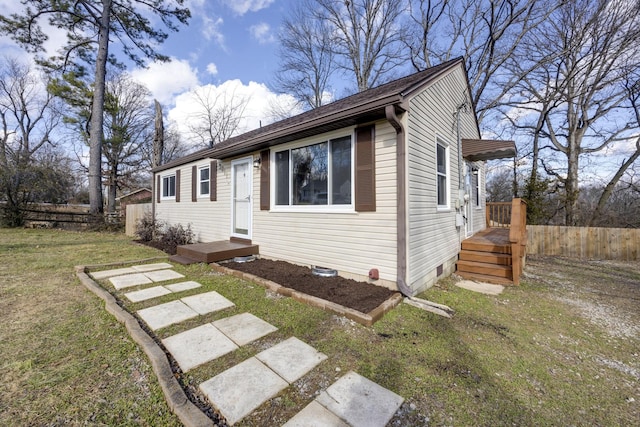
[462,139,516,161]
[154,57,464,172]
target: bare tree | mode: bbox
[1,0,190,216]
[590,73,640,226]
[0,57,62,225]
[405,0,559,125]
[188,85,249,148]
[102,73,154,213]
[499,0,640,226]
[533,0,640,225]
[273,0,336,110]
[312,0,407,92]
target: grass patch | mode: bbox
[2,228,638,426]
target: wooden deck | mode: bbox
[170,240,259,264]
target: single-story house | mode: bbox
[152,58,516,296]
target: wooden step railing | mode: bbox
[485,199,527,285]
[508,199,527,285]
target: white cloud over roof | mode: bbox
[249,23,276,44]
[206,63,219,76]
[168,79,301,149]
[130,58,199,105]
[222,0,275,15]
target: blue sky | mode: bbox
[0,0,303,143]
[161,0,289,86]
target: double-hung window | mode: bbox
[198,165,210,197]
[275,135,352,208]
[436,140,449,208]
[162,174,176,199]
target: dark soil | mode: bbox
[136,238,399,313]
[224,258,399,313]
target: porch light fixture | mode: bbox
[253,156,261,168]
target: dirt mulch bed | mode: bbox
[224,258,399,313]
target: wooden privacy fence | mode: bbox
[125,203,151,237]
[527,225,640,261]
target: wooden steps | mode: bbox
[456,228,516,285]
[170,240,259,264]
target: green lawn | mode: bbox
[1,228,638,426]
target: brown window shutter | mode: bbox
[175,170,181,202]
[260,150,270,210]
[191,165,197,202]
[355,125,376,212]
[210,160,217,201]
[156,175,161,204]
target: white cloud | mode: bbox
[206,62,218,76]
[202,15,225,48]
[130,58,199,105]
[222,0,275,15]
[168,79,302,148]
[249,22,276,44]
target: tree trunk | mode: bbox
[106,165,117,214]
[88,0,113,216]
[565,139,580,226]
[153,99,164,168]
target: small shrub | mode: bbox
[135,212,162,242]
[159,223,194,254]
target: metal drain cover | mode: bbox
[312,266,338,277]
[233,255,256,263]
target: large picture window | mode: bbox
[275,136,352,207]
[436,140,449,208]
[199,165,210,197]
[162,174,176,199]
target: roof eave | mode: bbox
[210,94,404,159]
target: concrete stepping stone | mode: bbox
[137,300,198,330]
[213,313,278,346]
[125,286,172,302]
[315,371,404,427]
[181,291,235,315]
[256,337,327,383]
[199,357,288,425]
[162,324,238,372]
[282,401,349,427]
[165,281,202,293]
[144,269,185,282]
[131,262,173,272]
[110,273,153,290]
[90,267,137,280]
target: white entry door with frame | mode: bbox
[231,157,253,239]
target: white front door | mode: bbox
[231,157,252,239]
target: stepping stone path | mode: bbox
[90,263,404,426]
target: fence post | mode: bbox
[508,198,527,285]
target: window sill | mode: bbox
[270,206,356,214]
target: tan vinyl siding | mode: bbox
[155,161,230,242]
[253,120,398,287]
[406,66,481,293]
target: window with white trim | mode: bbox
[436,140,449,208]
[198,165,210,197]
[275,136,352,207]
[162,174,176,199]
